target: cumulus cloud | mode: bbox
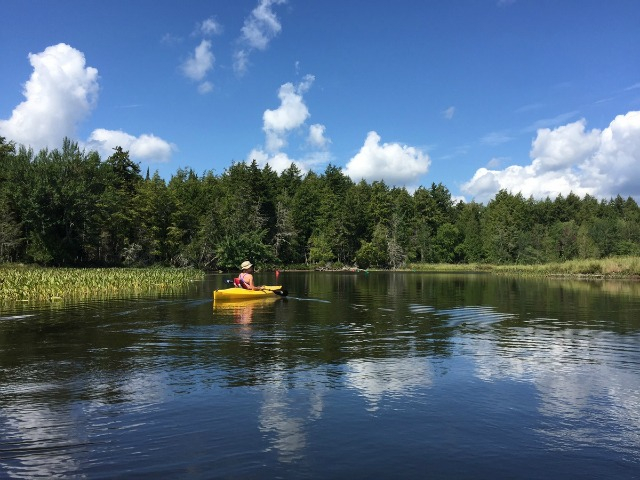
[234,0,286,75]
[0,43,99,152]
[343,131,431,188]
[530,120,600,171]
[247,74,333,173]
[487,157,505,168]
[181,39,215,94]
[0,43,175,164]
[308,124,330,148]
[182,39,214,81]
[87,129,175,163]
[180,16,223,94]
[248,147,328,174]
[462,111,640,203]
[263,75,313,152]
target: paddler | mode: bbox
[234,261,265,291]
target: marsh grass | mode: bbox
[408,256,640,278]
[493,256,640,277]
[406,263,494,272]
[0,266,204,302]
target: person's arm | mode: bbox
[246,274,264,291]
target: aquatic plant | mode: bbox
[0,266,204,302]
[406,256,640,278]
[492,256,640,278]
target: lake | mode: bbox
[1,271,639,479]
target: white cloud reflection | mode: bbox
[463,314,640,459]
[258,365,327,463]
[345,357,433,412]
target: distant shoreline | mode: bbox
[277,256,640,279]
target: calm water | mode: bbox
[1,272,639,479]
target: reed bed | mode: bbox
[0,266,204,302]
[493,256,640,278]
[406,262,494,272]
[408,256,640,278]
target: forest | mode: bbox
[1,136,639,271]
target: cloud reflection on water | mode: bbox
[345,357,433,412]
[450,306,640,460]
[258,365,327,463]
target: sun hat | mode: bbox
[240,261,253,270]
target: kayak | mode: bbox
[213,285,286,303]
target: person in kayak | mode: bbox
[234,261,265,290]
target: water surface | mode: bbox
[1,272,639,478]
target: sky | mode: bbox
[1,0,639,203]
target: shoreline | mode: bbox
[274,256,640,279]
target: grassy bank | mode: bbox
[493,256,640,278]
[408,256,640,278]
[0,266,205,302]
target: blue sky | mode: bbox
[1,0,639,203]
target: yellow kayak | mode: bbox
[213,285,286,303]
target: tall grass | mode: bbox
[409,256,640,278]
[0,266,204,302]
[493,256,640,277]
[406,262,494,272]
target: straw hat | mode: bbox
[240,261,253,270]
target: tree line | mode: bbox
[1,136,639,270]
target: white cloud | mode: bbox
[443,106,455,120]
[161,33,183,46]
[181,39,214,81]
[233,50,249,76]
[263,75,313,152]
[462,111,640,203]
[343,131,431,188]
[248,148,294,172]
[308,124,330,148]
[198,81,213,94]
[0,43,99,152]
[0,43,175,165]
[523,110,579,133]
[247,147,328,174]
[530,119,600,172]
[179,18,220,92]
[487,157,505,168]
[87,128,175,163]
[198,17,223,36]
[585,111,640,195]
[234,0,286,75]
[241,0,285,49]
[249,73,332,174]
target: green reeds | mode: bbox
[408,256,640,278]
[492,256,640,277]
[0,266,204,302]
[406,262,494,272]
